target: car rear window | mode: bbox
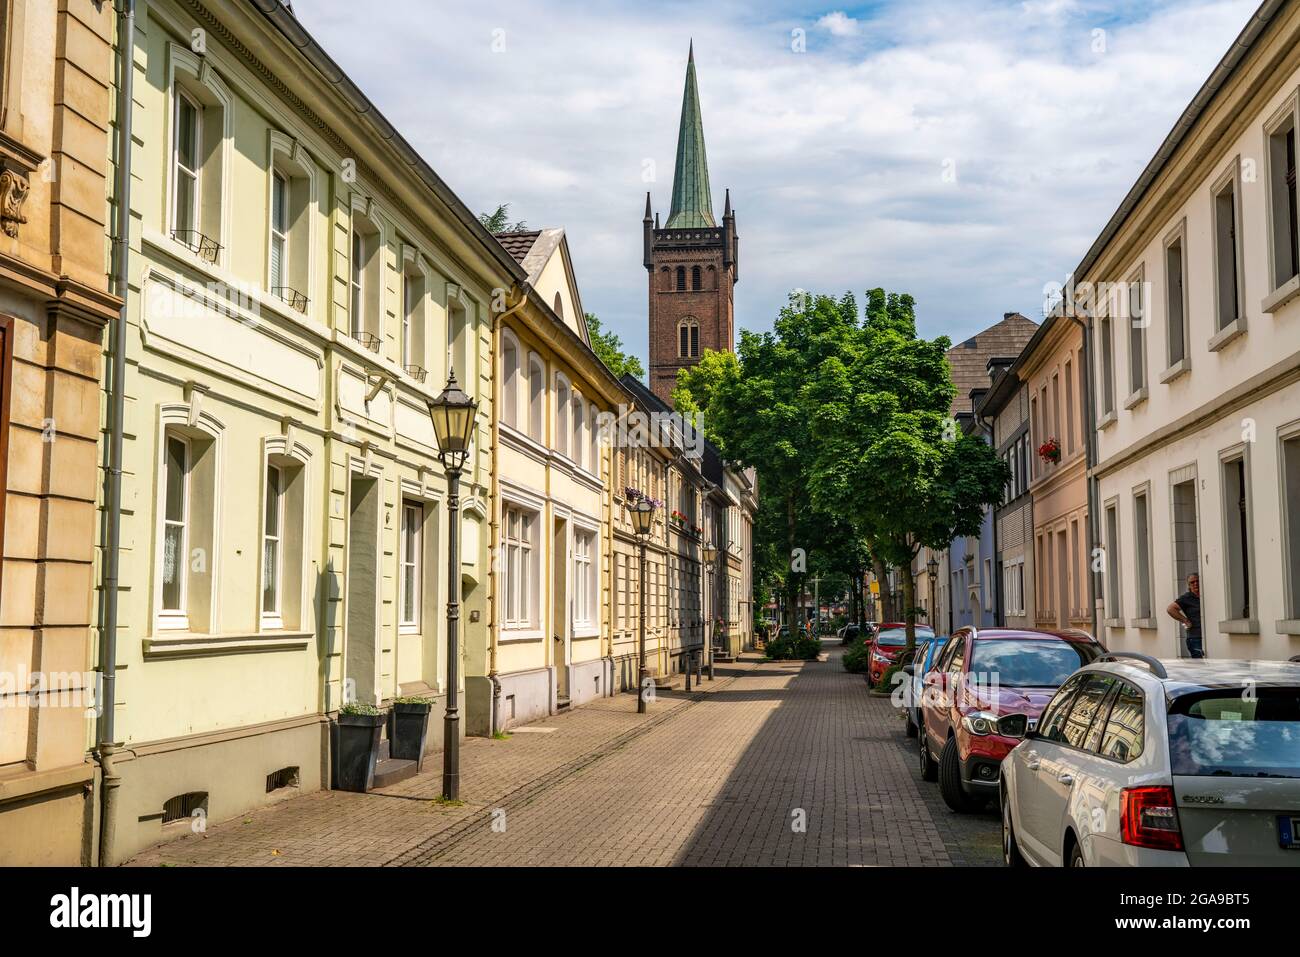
[966,638,1103,687]
[1167,688,1300,779]
[875,627,933,647]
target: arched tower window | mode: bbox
[676,266,686,291]
[691,266,702,291]
[678,317,700,358]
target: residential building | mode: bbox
[0,0,119,866]
[479,227,624,731]
[95,0,519,862]
[1079,0,1300,660]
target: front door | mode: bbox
[552,517,569,701]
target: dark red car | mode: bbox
[868,623,935,685]
[918,627,1104,812]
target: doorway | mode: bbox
[552,516,569,703]
[345,474,380,706]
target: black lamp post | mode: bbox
[701,542,718,680]
[627,497,656,714]
[927,554,940,631]
[427,369,478,802]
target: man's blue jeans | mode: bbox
[1186,636,1205,659]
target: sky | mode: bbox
[292,0,1258,360]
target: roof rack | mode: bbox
[1290,655,1300,664]
[1098,652,1168,679]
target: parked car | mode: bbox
[839,623,860,645]
[919,627,1104,812]
[901,635,949,738]
[1002,654,1300,867]
[868,623,935,686]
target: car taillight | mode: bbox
[1120,786,1183,851]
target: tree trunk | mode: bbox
[785,492,797,635]
[872,556,890,621]
[901,565,917,652]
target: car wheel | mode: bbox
[1068,842,1085,868]
[904,709,918,738]
[1001,786,1027,867]
[918,729,938,782]
[939,736,979,813]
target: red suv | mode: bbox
[867,623,934,685]
[918,627,1104,812]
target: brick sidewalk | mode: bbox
[125,645,1001,867]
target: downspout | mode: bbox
[96,0,135,869]
[1067,309,1100,639]
[485,285,528,733]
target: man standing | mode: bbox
[1166,572,1204,658]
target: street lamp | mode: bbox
[427,369,478,802]
[627,496,656,714]
[701,543,718,681]
[926,554,940,633]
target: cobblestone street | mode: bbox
[127,642,1000,867]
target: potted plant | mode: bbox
[389,695,433,770]
[335,701,385,793]
[1037,436,1061,465]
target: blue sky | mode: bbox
[293,0,1257,359]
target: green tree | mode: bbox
[808,289,1008,650]
[584,313,645,380]
[478,203,528,233]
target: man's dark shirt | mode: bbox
[1175,590,1201,639]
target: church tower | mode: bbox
[644,43,738,404]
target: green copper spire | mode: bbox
[666,42,716,229]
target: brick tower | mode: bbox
[644,43,738,404]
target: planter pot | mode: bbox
[389,701,433,770]
[335,712,385,793]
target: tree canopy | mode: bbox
[585,313,645,381]
[478,203,529,234]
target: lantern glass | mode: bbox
[702,544,718,565]
[628,499,655,538]
[428,371,478,467]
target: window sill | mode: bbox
[398,624,421,636]
[1276,619,1300,635]
[142,630,313,660]
[1103,617,1125,628]
[1261,274,1300,314]
[1129,617,1157,630]
[1218,618,1259,634]
[1096,410,1117,431]
[1208,317,1247,352]
[1159,357,1191,384]
[573,626,600,640]
[1122,387,1148,411]
[499,628,544,644]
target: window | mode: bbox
[588,404,599,477]
[528,355,544,441]
[1103,502,1121,620]
[1283,431,1300,619]
[1098,682,1144,762]
[573,528,596,630]
[1064,360,1075,455]
[1127,271,1146,396]
[1266,102,1299,294]
[1038,674,1086,744]
[402,267,426,374]
[556,377,570,457]
[691,266,702,291]
[262,463,284,625]
[1221,451,1253,620]
[1212,162,1244,333]
[1164,227,1188,369]
[349,207,381,345]
[502,505,537,629]
[400,502,421,630]
[269,171,288,291]
[1060,674,1115,751]
[571,394,584,470]
[161,434,190,618]
[1133,490,1152,620]
[678,317,700,359]
[676,266,686,291]
[1098,314,1116,418]
[501,336,519,430]
[173,88,201,238]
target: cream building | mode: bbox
[0,0,118,866]
[478,227,624,731]
[1080,0,1300,660]
[96,0,523,862]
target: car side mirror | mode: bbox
[1022,728,1040,741]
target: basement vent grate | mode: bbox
[266,766,300,793]
[161,791,208,825]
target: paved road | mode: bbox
[128,641,1000,867]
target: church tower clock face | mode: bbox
[642,43,738,405]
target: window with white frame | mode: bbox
[556,377,570,457]
[503,504,537,629]
[402,266,426,375]
[588,404,599,477]
[262,462,285,626]
[571,393,584,469]
[172,87,202,240]
[1266,97,1299,296]
[1002,559,1025,616]
[501,336,519,430]
[1104,501,1122,620]
[1098,313,1116,418]
[161,433,191,621]
[400,501,422,630]
[269,170,288,291]
[266,135,314,312]
[168,54,229,261]
[349,208,381,345]
[528,354,544,441]
[573,528,596,630]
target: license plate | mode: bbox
[1279,816,1300,849]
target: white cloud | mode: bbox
[816,11,862,36]
[291,0,1258,360]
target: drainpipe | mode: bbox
[1066,309,1100,639]
[485,286,527,733]
[96,0,135,868]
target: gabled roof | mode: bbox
[493,227,589,346]
[666,43,716,229]
[945,312,1038,417]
